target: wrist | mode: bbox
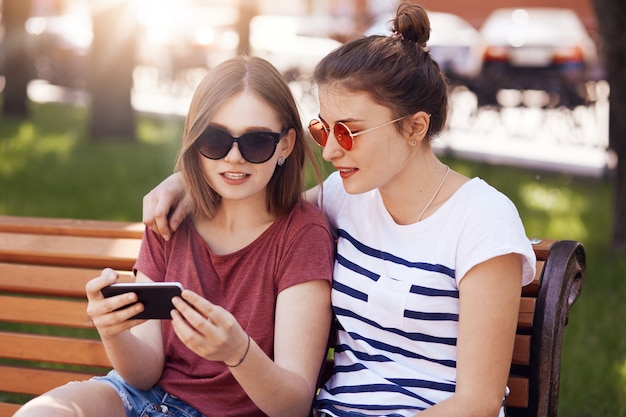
[225,332,251,368]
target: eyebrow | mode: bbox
[318,115,365,125]
[208,123,278,134]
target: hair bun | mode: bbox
[392,2,431,47]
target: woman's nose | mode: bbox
[321,130,343,161]
[224,142,246,163]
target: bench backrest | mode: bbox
[0,216,143,417]
[0,215,585,417]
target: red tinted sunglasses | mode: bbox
[308,116,405,150]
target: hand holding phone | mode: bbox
[101,282,183,320]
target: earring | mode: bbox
[277,156,285,166]
[410,140,417,147]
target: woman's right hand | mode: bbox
[142,172,190,240]
[85,268,147,338]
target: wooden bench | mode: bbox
[0,215,586,417]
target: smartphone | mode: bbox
[101,282,183,320]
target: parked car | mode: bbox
[364,11,484,86]
[249,15,343,81]
[478,7,599,107]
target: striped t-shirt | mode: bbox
[313,172,536,417]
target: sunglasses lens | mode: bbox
[334,123,353,150]
[196,127,279,164]
[196,128,233,160]
[238,132,278,164]
[308,120,327,147]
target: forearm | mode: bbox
[229,338,317,417]
[231,281,331,417]
[101,328,164,389]
[414,393,502,417]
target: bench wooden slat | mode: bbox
[0,263,134,298]
[531,239,555,261]
[0,232,140,270]
[522,260,544,297]
[0,365,103,396]
[0,295,92,328]
[0,332,110,368]
[518,297,536,330]
[0,215,144,239]
[512,334,530,365]
[0,403,21,417]
[506,376,529,408]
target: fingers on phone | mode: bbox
[103,292,141,318]
[85,268,118,297]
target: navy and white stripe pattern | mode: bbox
[313,172,535,417]
[316,228,460,416]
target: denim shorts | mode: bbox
[93,370,205,417]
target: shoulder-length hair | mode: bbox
[175,56,317,219]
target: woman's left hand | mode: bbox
[171,290,249,366]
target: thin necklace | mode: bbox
[417,165,450,222]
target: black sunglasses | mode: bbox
[195,126,286,164]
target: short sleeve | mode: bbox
[455,184,536,286]
[275,220,335,293]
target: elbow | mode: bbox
[451,392,504,417]
[473,397,504,417]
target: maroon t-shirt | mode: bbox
[133,200,334,416]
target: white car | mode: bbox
[479,7,599,106]
[249,15,343,80]
[365,11,484,84]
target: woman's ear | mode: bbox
[408,111,431,144]
[278,127,297,159]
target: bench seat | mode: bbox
[0,215,585,417]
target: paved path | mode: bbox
[436,86,610,177]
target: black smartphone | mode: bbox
[101,282,184,320]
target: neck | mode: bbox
[214,196,274,231]
[194,198,276,255]
[379,157,449,225]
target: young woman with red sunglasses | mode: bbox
[141,3,537,417]
[14,57,334,417]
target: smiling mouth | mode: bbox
[223,172,248,180]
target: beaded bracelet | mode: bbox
[225,333,251,368]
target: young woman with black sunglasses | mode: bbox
[141,3,537,417]
[14,57,335,417]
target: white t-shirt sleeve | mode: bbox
[455,182,536,286]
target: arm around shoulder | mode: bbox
[142,172,190,240]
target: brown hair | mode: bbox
[313,2,448,140]
[175,56,318,219]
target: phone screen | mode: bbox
[101,282,183,320]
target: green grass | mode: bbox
[1,102,625,415]
[0,103,183,220]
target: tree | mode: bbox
[88,2,136,140]
[236,0,258,56]
[591,0,626,252]
[1,0,31,118]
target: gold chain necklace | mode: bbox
[416,165,450,222]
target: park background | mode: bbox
[1,0,625,416]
